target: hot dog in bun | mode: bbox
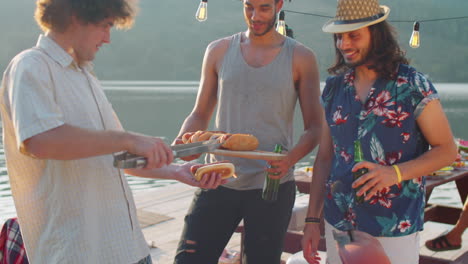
[191,162,236,181]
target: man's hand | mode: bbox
[302,223,322,264]
[174,162,228,188]
[126,132,174,169]
[351,161,400,201]
[264,154,291,180]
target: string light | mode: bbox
[194,4,467,48]
[196,0,208,22]
[281,9,468,23]
[281,9,468,48]
[409,21,420,48]
[276,11,287,35]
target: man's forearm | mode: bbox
[22,124,129,160]
[176,113,211,139]
[306,134,333,219]
[306,164,330,218]
[288,127,321,166]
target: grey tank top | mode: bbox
[206,32,298,190]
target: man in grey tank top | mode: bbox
[173,0,323,263]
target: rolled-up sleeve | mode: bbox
[412,72,439,119]
[7,54,64,148]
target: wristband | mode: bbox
[305,217,321,224]
[392,165,402,183]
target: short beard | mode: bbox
[346,60,366,68]
[344,53,372,68]
[251,13,277,36]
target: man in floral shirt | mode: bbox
[301,0,458,263]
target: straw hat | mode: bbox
[322,0,390,33]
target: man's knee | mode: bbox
[178,239,197,254]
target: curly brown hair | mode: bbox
[328,21,409,80]
[35,0,138,33]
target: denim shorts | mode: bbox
[174,181,296,264]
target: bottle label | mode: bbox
[352,167,368,204]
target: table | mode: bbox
[235,169,468,263]
[424,169,468,224]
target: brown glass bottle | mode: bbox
[353,140,368,204]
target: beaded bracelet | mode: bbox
[305,217,321,224]
[392,165,403,183]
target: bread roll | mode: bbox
[181,132,194,143]
[197,131,215,142]
[219,133,259,151]
[183,130,227,143]
[189,130,205,143]
[181,130,258,151]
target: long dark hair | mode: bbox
[328,21,409,80]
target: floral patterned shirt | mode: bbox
[321,64,438,237]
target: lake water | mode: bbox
[1,81,467,223]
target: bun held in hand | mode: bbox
[191,162,236,181]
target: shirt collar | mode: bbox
[36,34,93,72]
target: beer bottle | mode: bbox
[262,144,282,202]
[353,140,368,204]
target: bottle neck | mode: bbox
[274,144,282,153]
[354,140,364,162]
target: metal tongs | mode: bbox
[113,140,222,169]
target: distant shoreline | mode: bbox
[101,81,468,94]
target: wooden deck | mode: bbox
[133,182,295,264]
[134,181,468,264]
[419,221,468,264]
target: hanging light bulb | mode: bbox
[409,21,420,48]
[195,0,208,22]
[276,10,286,36]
